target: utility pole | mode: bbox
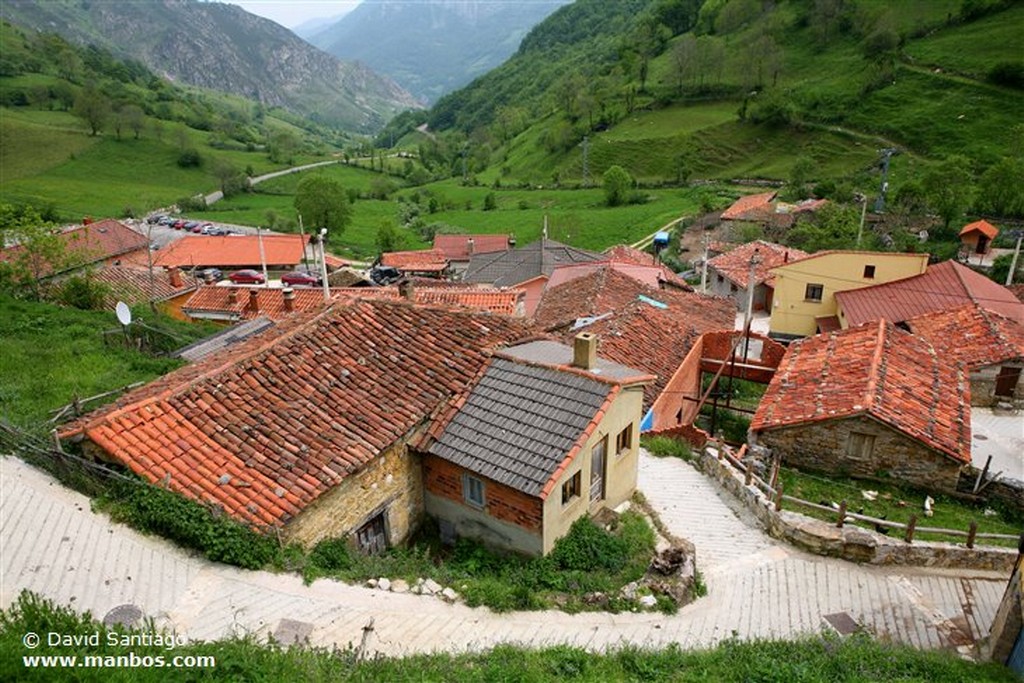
[256,226,268,285]
[581,135,590,188]
[1008,230,1024,286]
[701,232,710,293]
[297,213,311,271]
[742,248,762,363]
[461,146,468,182]
[319,229,331,303]
[854,192,867,248]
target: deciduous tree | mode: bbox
[294,175,351,236]
[603,165,634,207]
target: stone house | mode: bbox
[706,241,807,312]
[59,299,534,551]
[420,335,653,556]
[750,320,972,492]
[907,304,1024,406]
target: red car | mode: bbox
[280,271,320,287]
[228,269,266,284]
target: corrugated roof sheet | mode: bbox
[428,357,614,497]
[380,248,448,271]
[751,320,971,463]
[721,192,777,221]
[959,220,999,239]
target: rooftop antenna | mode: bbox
[115,301,132,346]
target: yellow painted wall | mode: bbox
[540,385,644,554]
[768,252,928,337]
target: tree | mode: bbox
[73,87,110,136]
[788,157,816,200]
[51,82,75,111]
[375,221,402,255]
[603,165,634,207]
[976,157,1024,218]
[121,104,145,139]
[212,159,245,197]
[294,175,351,236]
[672,34,698,93]
[922,156,974,231]
[0,204,67,300]
[785,203,870,252]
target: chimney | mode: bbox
[466,237,475,255]
[508,234,516,247]
[227,288,238,305]
[204,271,216,285]
[247,288,259,313]
[784,250,789,263]
[282,287,295,313]
[167,266,183,288]
[398,279,414,301]
[573,332,597,370]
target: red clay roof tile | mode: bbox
[433,234,511,260]
[959,220,999,239]
[907,304,1024,369]
[154,234,310,269]
[720,192,778,221]
[708,241,808,289]
[0,219,148,277]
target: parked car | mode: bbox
[189,225,203,233]
[158,216,175,226]
[228,269,265,284]
[199,268,223,282]
[172,220,187,230]
[146,215,165,225]
[281,270,321,287]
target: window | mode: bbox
[846,432,876,460]
[562,471,581,505]
[462,474,485,508]
[615,424,634,454]
[804,283,824,302]
[863,265,876,279]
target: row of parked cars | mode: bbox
[200,268,322,286]
[147,215,234,236]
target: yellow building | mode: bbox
[768,251,929,339]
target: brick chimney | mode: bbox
[227,288,238,305]
[282,287,295,312]
[167,266,183,288]
[573,332,597,370]
[466,237,475,256]
[398,279,414,301]
[247,288,259,313]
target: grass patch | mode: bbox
[1,591,1015,682]
[642,435,693,461]
[0,295,216,429]
[779,466,1022,548]
[303,513,658,614]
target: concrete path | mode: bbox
[0,453,1008,657]
[970,407,1024,478]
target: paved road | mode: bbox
[0,452,1007,657]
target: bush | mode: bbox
[550,516,630,573]
[642,436,693,461]
[988,62,1024,89]
[308,538,353,573]
[603,165,634,207]
[176,148,201,168]
[54,274,110,310]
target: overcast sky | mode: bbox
[221,1,362,29]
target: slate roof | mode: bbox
[707,240,808,289]
[433,234,511,261]
[535,267,735,408]
[906,304,1024,369]
[92,265,197,308]
[154,234,310,269]
[61,300,534,528]
[835,260,1024,326]
[0,219,148,277]
[751,320,971,464]
[960,220,999,239]
[720,192,777,221]
[463,238,602,286]
[428,357,618,497]
[172,317,276,363]
[332,285,525,316]
[380,248,448,272]
[183,286,330,322]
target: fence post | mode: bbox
[966,521,978,550]
[836,500,847,528]
[905,515,918,543]
[775,483,784,512]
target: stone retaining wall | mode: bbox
[696,448,1017,572]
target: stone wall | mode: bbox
[282,436,424,549]
[971,363,1024,406]
[696,447,1017,571]
[958,465,1024,513]
[756,415,963,492]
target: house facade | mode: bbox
[751,320,971,492]
[421,336,652,556]
[706,241,807,312]
[768,251,929,339]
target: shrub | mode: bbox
[308,538,353,573]
[988,62,1024,89]
[176,148,201,168]
[642,436,693,461]
[54,274,110,310]
[550,516,630,573]
[603,165,634,207]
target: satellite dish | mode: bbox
[115,301,132,326]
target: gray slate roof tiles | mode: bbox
[428,357,612,496]
[463,238,602,286]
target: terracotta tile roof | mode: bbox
[183,286,331,322]
[433,234,511,260]
[61,300,535,528]
[547,261,666,291]
[93,265,197,308]
[0,219,148,277]
[535,267,734,408]
[601,244,692,289]
[333,285,525,316]
[708,240,808,289]
[721,192,778,221]
[323,253,350,269]
[380,248,448,272]
[907,304,1024,369]
[751,320,971,464]
[463,238,602,286]
[835,260,1024,327]
[154,234,310,269]
[959,220,999,239]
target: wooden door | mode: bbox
[355,512,388,555]
[995,366,1021,398]
[590,437,607,503]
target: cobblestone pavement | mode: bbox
[0,453,1008,657]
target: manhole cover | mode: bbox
[272,618,313,646]
[822,612,860,636]
[103,604,143,628]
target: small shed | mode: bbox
[960,220,999,256]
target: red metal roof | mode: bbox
[154,234,310,269]
[60,300,535,529]
[907,304,1024,369]
[835,260,1024,327]
[959,220,999,239]
[708,240,808,289]
[752,320,971,464]
[433,234,510,260]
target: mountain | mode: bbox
[309,0,570,104]
[292,10,356,40]
[0,0,421,132]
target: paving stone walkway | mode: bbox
[0,452,1008,657]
